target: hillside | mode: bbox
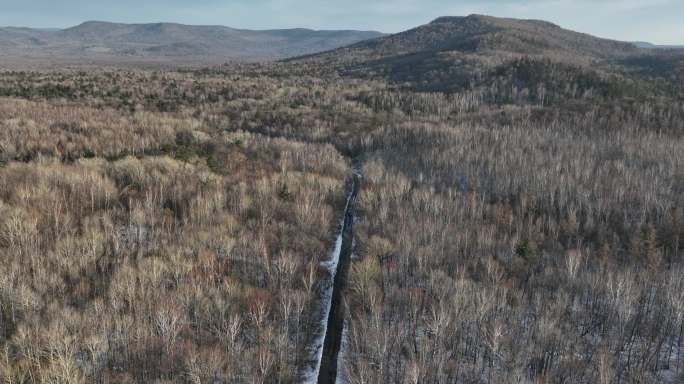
[295,14,683,96]
[0,21,384,66]
[2,13,684,384]
[303,15,639,63]
[349,15,638,59]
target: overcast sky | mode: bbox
[2,0,682,44]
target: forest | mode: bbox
[1,41,683,384]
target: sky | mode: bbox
[1,0,683,45]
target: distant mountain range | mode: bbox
[632,41,684,49]
[0,21,384,65]
[1,17,682,72]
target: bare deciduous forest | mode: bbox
[1,14,684,384]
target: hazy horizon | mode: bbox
[2,0,683,45]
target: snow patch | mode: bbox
[335,318,350,384]
[301,186,355,384]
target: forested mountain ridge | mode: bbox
[345,14,638,59]
[293,14,684,96]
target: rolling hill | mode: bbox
[293,14,683,95]
[302,15,640,63]
[0,21,384,66]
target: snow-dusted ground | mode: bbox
[301,181,356,384]
[335,318,350,384]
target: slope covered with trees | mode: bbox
[294,14,683,97]
[1,14,683,384]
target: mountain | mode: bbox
[304,15,639,63]
[0,21,384,66]
[294,14,684,94]
[0,27,52,47]
[633,41,684,49]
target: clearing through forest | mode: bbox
[301,166,361,383]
